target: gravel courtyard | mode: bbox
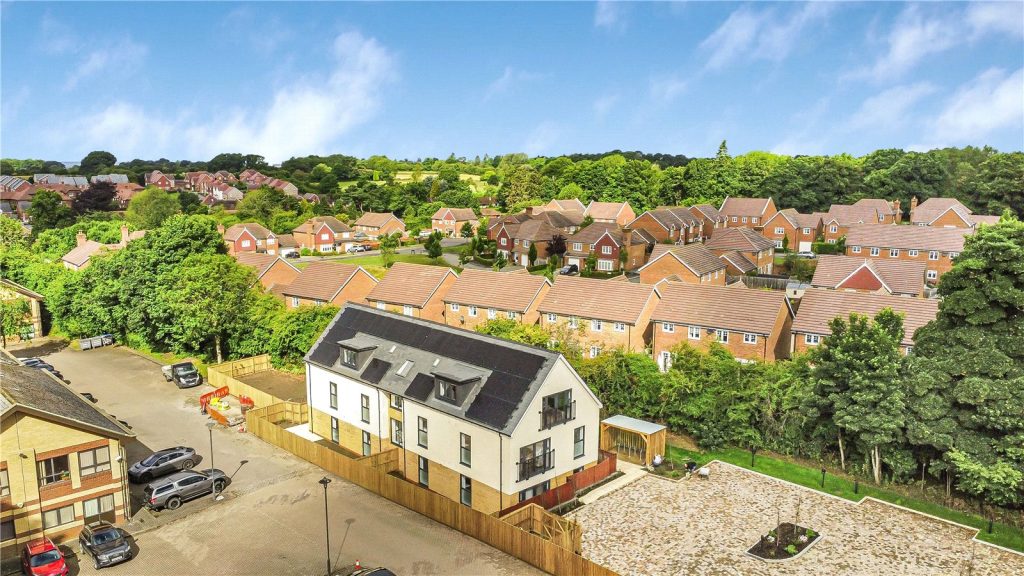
[569,461,1023,576]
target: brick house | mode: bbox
[1,354,134,558]
[688,204,727,241]
[651,282,794,367]
[0,279,44,343]
[233,253,301,292]
[792,289,939,356]
[719,197,777,229]
[443,269,551,330]
[628,207,703,245]
[537,276,659,356]
[762,209,823,252]
[584,201,636,226]
[909,197,1001,228]
[431,207,478,236]
[705,228,776,274]
[637,244,726,286]
[365,263,458,322]
[114,183,144,208]
[488,207,583,241]
[353,212,406,238]
[810,255,927,298]
[542,198,586,213]
[563,224,654,272]
[221,223,278,255]
[293,216,354,252]
[281,262,378,309]
[494,219,563,267]
[144,170,175,190]
[60,228,144,271]
[821,204,886,244]
[853,198,902,224]
[844,224,970,282]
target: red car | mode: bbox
[21,538,68,576]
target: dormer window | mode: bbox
[438,380,457,403]
[342,349,356,367]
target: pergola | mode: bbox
[599,415,667,467]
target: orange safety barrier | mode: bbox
[199,386,230,412]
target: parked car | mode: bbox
[128,447,201,483]
[284,251,300,258]
[796,251,817,259]
[19,357,48,367]
[21,359,67,382]
[78,521,132,569]
[162,362,202,388]
[144,469,230,510]
[558,264,579,275]
[20,538,68,576]
[337,566,396,576]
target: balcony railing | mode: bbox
[517,449,555,482]
[540,401,576,430]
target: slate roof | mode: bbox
[845,224,970,252]
[431,207,477,221]
[443,269,550,312]
[223,222,274,241]
[643,244,726,276]
[305,304,570,434]
[282,262,374,302]
[652,282,789,335]
[811,255,926,297]
[705,227,775,252]
[538,275,657,325]
[90,174,130,184]
[354,212,402,228]
[366,262,456,308]
[719,197,773,218]
[792,289,939,346]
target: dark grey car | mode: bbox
[79,521,132,569]
[144,469,230,510]
[128,447,201,483]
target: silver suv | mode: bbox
[128,447,201,483]
[144,469,230,510]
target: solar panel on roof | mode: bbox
[405,373,434,401]
[361,358,392,384]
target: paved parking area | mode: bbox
[568,461,1023,576]
[39,346,543,576]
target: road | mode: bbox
[295,238,469,263]
[36,346,544,576]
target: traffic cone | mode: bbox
[354,560,361,570]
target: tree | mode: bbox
[73,182,117,214]
[236,186,290,225]
[947,449,1024,510]
[28,189,73,233]
[493,251,507,271]
[460,221,474,238]
[80,151,116,174]
[126,187,179,229]
[269,305,340,367]
[549,234,567,259]
[527,242,538,267]
[319,172,338,196]
[425,231,443,261]
[0,299,31,347]
[583,251,597,276]
[379,233,399,268]
[0,216,27,249]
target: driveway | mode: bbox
[38,347,544,576]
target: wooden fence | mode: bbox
[499,504,581,554]
[208,355,283,407]
[246,404,619,576]
[357,447,401,474]
[499,451,618,516]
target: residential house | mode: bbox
[0,280,44,343]
[792,289,939,355]
[853,198,902,224]
[213,170,237,182]
[89,175,129,185]
[60,227,145,271]
[637,244,726,286]
[628,207,703,245]
[909,197,1001,228]
[365,263,458,322]
[238,169,264,184]
[810,255,927,298]
[844,224,970,281]
[443,270,551,330]
[144,170,175,190]
[302,193,321,204]
[562,224,654,272]
[584,201,636,226]
[538,276,659,356]
[276,234,298,257]
[480,207,501,219]
[281,262,377,309]
[717,251,758,275]
[114,183,144,209]
[303,304,603,513]
[762,209,823,252]
[431,207,478,236]
[1,352,134,557]
[719,197,777,229]
[293,216,354,253]
[260,178,299,197]
[33,175,88,188]
[821,204,886,244]
[233,253,301,292]
[353,212,406,238]
[705,228,776,274]
[487,207,582,241]
[494,219,562,267]
[688,204,727,241]
[651,283,793,367]
[542,199,586,213]
[209,181,243,202]
[0,176,38,219]
[220,223,278,256]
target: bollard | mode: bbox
[988,520,993,534]
[854,480,859,494]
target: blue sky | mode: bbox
[2,1,1022,163]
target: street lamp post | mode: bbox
[206,422,216,469]
[319,476,332,576]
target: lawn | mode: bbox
[309,253,460,279]
[661,442,1023,551]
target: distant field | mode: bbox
[393,171,489,192]
[296,253,459,279]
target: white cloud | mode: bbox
[701,3,834,70]
[39,13,76,55]
[594,1,625,31]
[770,135,826,157]
[65,38,148,90]
[522,122,562,156]
[649,75,687,102]
[221,7,294,54]
[931,67,1023,144]
[1,85,30,124]
[966,2,1024,40]
[846,82,937,131]
[484,67,542,101]
[592,93,619,118]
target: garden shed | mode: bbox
[599,415,666,467]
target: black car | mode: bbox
[162,362,202,388]
[128,447,201,483]
[558,264,579,275]
[284,251,300,258]
[79,521,132,569]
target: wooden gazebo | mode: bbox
[599,415,667,467]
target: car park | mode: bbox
[20,538,68,576]
[144,469,230,510]
[558,264,579,275]
[78,521,133,569]
[128,446,201,483]
[162,362,202,388]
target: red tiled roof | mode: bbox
[354,212,403,229]
[366,263,456,307]
[443,269,550,312]
[281,261,374,302]
[585,201,632,221]
[811,255,926,297]
[845,224,970,253]
[652,282,789,335]
[538,275,657,325]
[706,228,775,252]
[792,289,939,346]
[432,207,477,221]
[720,197,773,218]
[642,244,726,276]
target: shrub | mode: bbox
[785,544,798,555]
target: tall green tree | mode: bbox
[0,215,27,249]
[79,151,116,174]
[126,187,180,229]
[425,231,443,261]
[73,182,117,214]
[0,299,31,347]
[378,233,399,268]
[27,189,73,233]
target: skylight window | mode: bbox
[396,360,414,377]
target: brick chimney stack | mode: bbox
[623,226,633,269]
[525,206,535,217]
[76,231,87,248]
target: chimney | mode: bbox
[76,231,87,248]
[623,226,633,266]
[120,225,129,246]
[910,196,918,211]
[525,206,535,216]
[217,223,225,235]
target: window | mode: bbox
[804,334,820,346]
[827,239,836,244]
[403,305,414,316]
[291,297,300,307]
[522,240,530,247]
[905,346,914,355]
[731,216,738,222]
[500,237,507,246]
[460,475,472,506]
[870,247,880,256]
[83,493,115,524]
[42,504,75,529]
[829,225,838,233]
[574,426,585,459]
[541,390,574,429]
[450,303,460,312]
[950,252,959,259]
[390,419,403,446]
[518,439,553,481]
[417,417,428,448]
[78,446,111,476]
[802,227,810,234]
[329,383,338,409]
[851,246,861,253]
[716,329,729,343]
[568,316,578,329]
[928,251,939,260]
[468,305,478,317]
[601,245,612,255]
[774,240,783,249]
[396,360,414,377]
[390,394,403,409]
[743,333,757,344]
[741,217,748,223]
[752,217,759,224]
[589,346,599,358]
[908,249,919,257]
[37,455,70,486]
[662,322,675,333]
[1,519,13,542]
[598,260,613,271]
[331,417,339,443]
[321,233,330,240]
[241,239,251,248]
[591,319,602,332]
[546,313,556,323]
[418,456,429,487]
[572,242,583,251]
[774,227,785,235]
[927,270,938,280]
[520,480,550,501]
[460,433,472,467]
[506,311,517,320]
[688,326,701,340]
[0,469,9,497]
[376,302,385,310]
[613,322,625,332]
[362,431,371,457]
[360,394,370,423]
[890,248,900,257]
[487,308,497,319]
